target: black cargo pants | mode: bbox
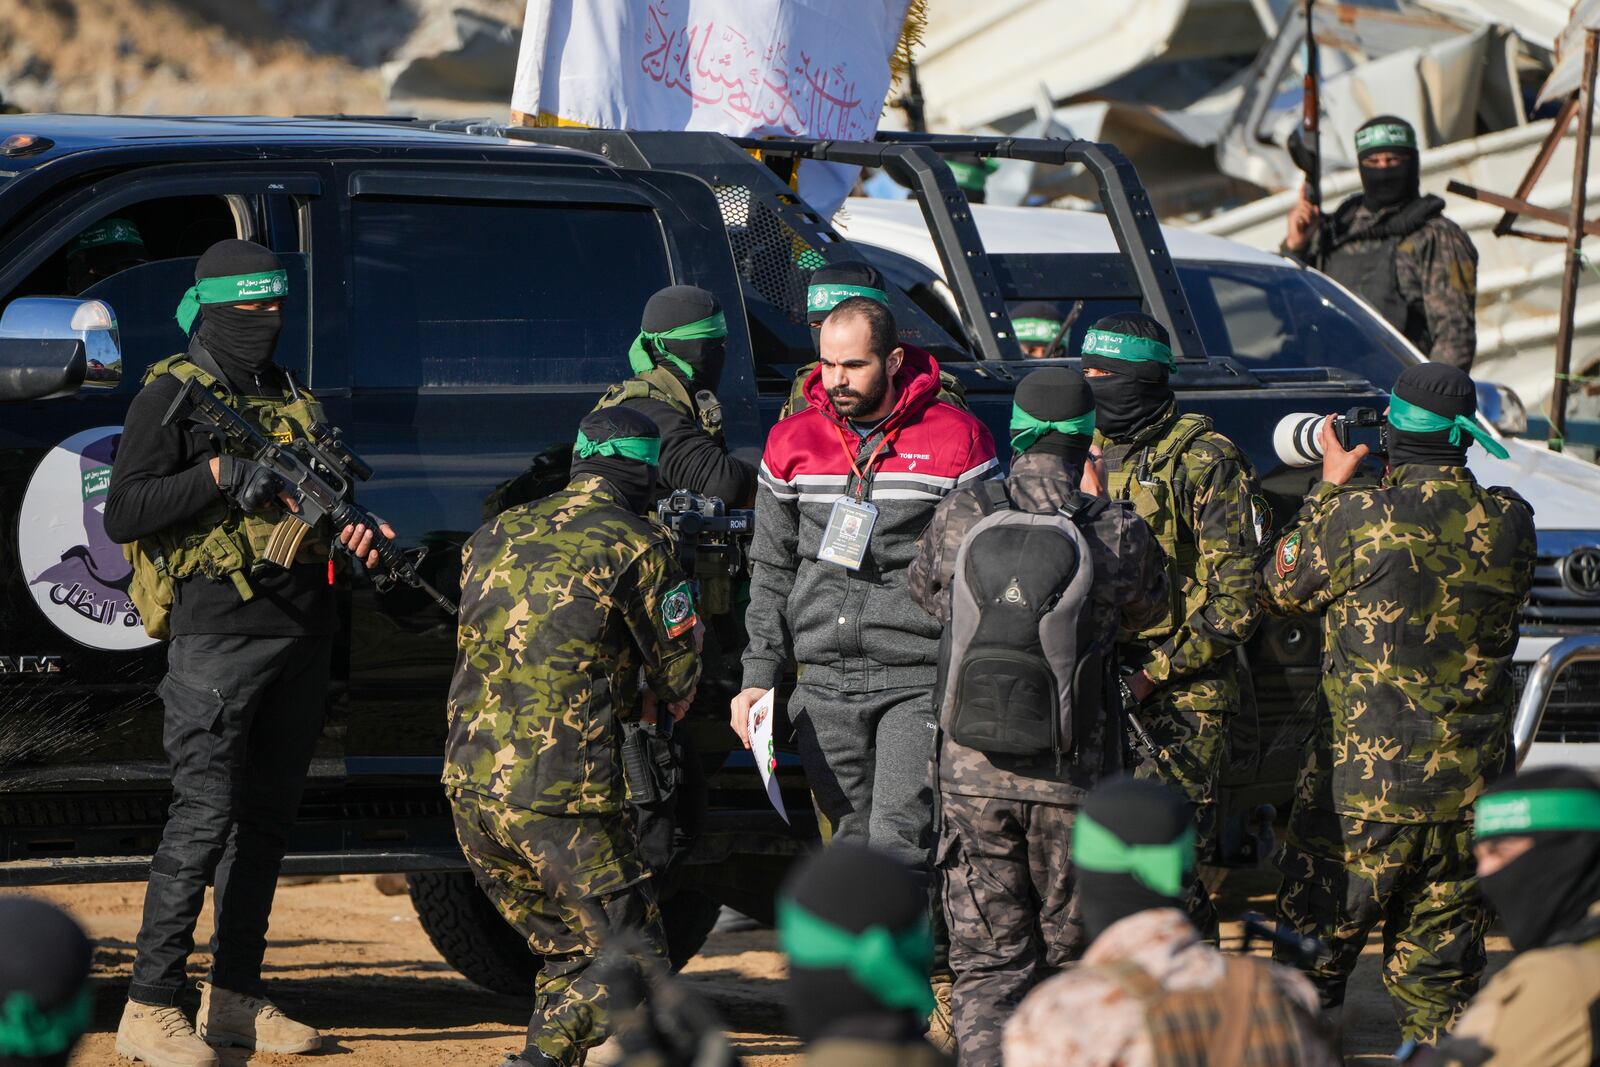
[128,632,330,1006]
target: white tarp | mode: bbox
[1538,0,1600,107]
[511,0,909,215]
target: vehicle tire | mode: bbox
[408,872,725,994]
[408,871,539,996]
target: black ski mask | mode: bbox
[1081,313,1175,442]
[1475,767,1600,953]
[1076,777,1197,942]
[1011,367,1095,474]
[1387,361,1474,470]
[183,239,286,382]
[1356,114,1421,212]
[637,285,727,393]
[780,843,933,1046]
[569,407,660,515]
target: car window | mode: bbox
[83,255,310,388]
[996,258,1416,389]
[349,197,673,390]
[0,194,308,391]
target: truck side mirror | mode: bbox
[1474,380,1528,437]
[0,297,123,400]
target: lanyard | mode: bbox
[832,421,896,502]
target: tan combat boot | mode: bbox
[115,1000,219,1067]
[196,980,321,1054]
[926,973,956,1055]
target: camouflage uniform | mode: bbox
[1002,908,1336,1067]
[907,450,1169,1067]
[1097,407,1262,878]
[779,361,970,420]
[1294,195,1479,370]
[442,475,701,1066]
[1259,464,1536,1043]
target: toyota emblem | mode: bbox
[1560,546,1600,597]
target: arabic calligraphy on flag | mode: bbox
[513,0,911,214]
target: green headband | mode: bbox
[0,987,92,1058]
[808,283,889,314]
[1355,122,1417,154]
[1387,394,1509,460]
[573,430,661,466]
[67,218,143,257]
[1010,402,1096,454]
[175,270,289,333]
[947,158,998,193]
[1012,317,1062,345]
[1071,812,1196,898]
[1476,789,1600,839]
[777,898,935,1016]
[1081,328,1176,370]
[627,311,728,380]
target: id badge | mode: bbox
[817,498,878,570]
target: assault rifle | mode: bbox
[161,377,457,615]
[1288,0,1323,210]
[652,490,754,617]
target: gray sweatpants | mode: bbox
[790,683,937,873]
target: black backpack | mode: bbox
[937,482,1108,758]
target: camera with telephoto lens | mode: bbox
[652,490,754,616]
[1273,407,1387,468]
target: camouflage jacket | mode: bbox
[1292,194,1478,370]
[442,476,702,814]
[1003,908,1335,1067]
[1097,408,1262,705]
[908,450,1169,803]
[1259,465,1535,824]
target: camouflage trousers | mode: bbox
[937,791,1082,1067]
[1274,805,1486,1044]
[449,789,666,1066]
[1133,675,1231,937]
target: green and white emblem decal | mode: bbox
[662,581,698,639]
[1275,530,1303,578]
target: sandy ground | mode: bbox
[5,874,1506,1066]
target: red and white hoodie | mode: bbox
[743,346,998,694]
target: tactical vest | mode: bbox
[1103,413,1213,641]
[1323,196,1444,353]
[1099,956,1315,1067]
[123,354,330,640]
[593,365,724,439]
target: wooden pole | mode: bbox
[1551,27,1599,449]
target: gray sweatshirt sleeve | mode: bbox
[740,464,800,691]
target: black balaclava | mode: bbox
[639,285,726,393]
[1082,312,1175,442]
[187,239,286,383]
[1387,361,1474,470]
[780,843,934,1046]
[0,897,93,1067]
[1475,766,1600,953]
[1011,367,1095,474]
[569,407,661,516]
[1011,300,1066,356]
[807,263,890,355]
[1355,114,1421,212]
[1076,776,1197,942]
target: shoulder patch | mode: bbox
[1275,530,1303,578]
[662,580,698,639]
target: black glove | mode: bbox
[216,455,287,514]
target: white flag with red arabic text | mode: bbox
[512,0,910,216]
